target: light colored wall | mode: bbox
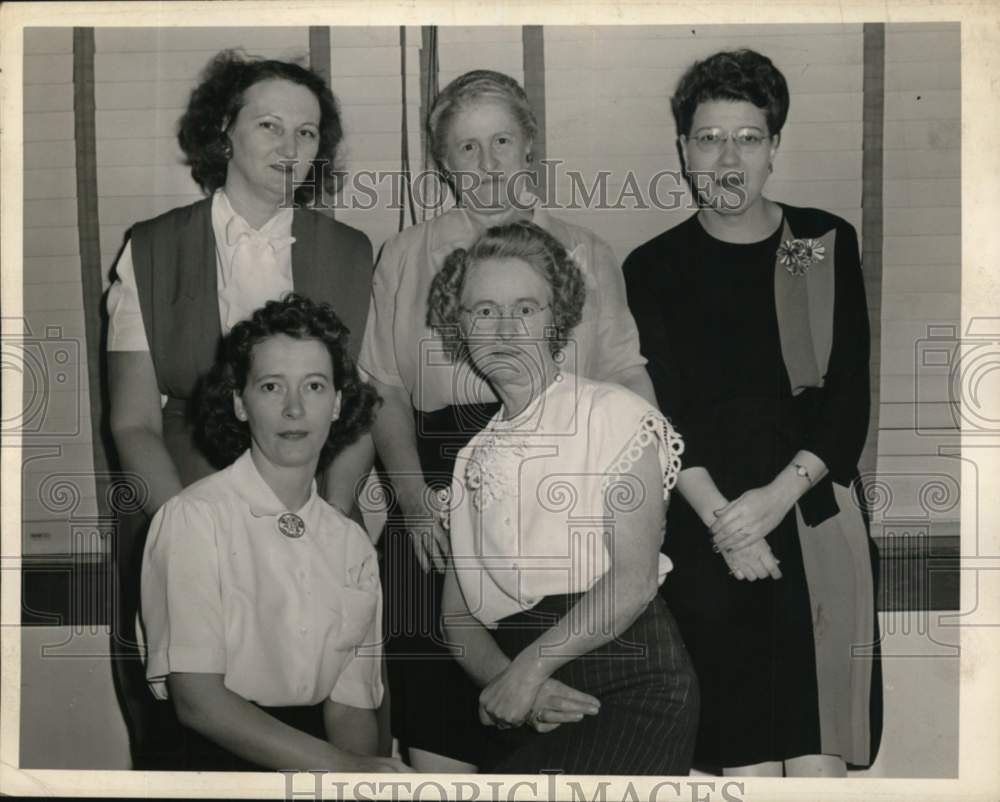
[875,23,961,527]
[22,28,97,555]
[329,25,422,247]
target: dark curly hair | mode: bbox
[198,294,379,472]
[426,221,585,362]
[177,49,344,204]
[671,49,790,137]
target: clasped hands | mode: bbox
[709,483,797,581]
[478,658,600,735]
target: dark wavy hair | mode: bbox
[177,49,344,204]
[671,49,790,137]
[426,221,585,362]
[198,294,379,472]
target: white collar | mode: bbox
[230,450,319,518]
[212,189,295,248]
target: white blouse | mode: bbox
[141,450,383,709]
[106,189,295,352]
[448,373,684,626]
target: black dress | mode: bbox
[623,204,882,769]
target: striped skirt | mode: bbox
[480,593,699,775]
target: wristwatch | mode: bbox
[793,462,813,485]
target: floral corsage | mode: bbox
[777,237,826,276]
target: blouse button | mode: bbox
[299,626,308,635]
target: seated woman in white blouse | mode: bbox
[141,294,408,772]
[428,222,700,775]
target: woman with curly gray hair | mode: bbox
[428,222,698,774]
[358,69,656,771]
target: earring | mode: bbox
[222,139,233,160]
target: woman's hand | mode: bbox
[710,483,797,552]
[721,539,783,581]
[478,658,549,730]
[526,678,601,733]
[399,484,451,573]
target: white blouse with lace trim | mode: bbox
[449,373,684,627]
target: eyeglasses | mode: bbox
[689,127,770,154]
[459,300,550,321]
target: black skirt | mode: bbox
[480,593,700,775]
[144,700,326,771]
[379,402,500,765]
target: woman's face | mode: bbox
[225,78,322,206]
[459,256,556,389]
[442,99,533,216]
[233,334,342,473]
[680,99,779,217]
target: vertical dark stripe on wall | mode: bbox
[522,26,547,197]
[73,27,109,516]
[309,27,334,217]
[309,26,332,82]
[418,26,441,220]
[399,26,417,231]
[860,23,885,484]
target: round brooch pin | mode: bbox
[277,512,306,539]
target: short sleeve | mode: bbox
[140,497,227,699]
[106,241,152,352]
[357,237,405,389]
[328,544,384,709]
[588,236,648,381]
[595,389,685,501]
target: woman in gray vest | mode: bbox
[108,49,373,515]
[105,50,376,767]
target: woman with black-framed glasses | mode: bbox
[623,48,883,777]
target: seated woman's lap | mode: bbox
[483,595,699,774]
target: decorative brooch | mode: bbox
[277,512,306,539]
[776,237,826,276]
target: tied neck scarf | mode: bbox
[218,199,296,330]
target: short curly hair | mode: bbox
[426,221,586,362]
[177,49,344,204]
[198,294,380,472]
[671,49,790,137]
[427,69,539,173]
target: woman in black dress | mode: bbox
[623,49,882,777]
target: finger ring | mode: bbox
[532,710,543,724]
